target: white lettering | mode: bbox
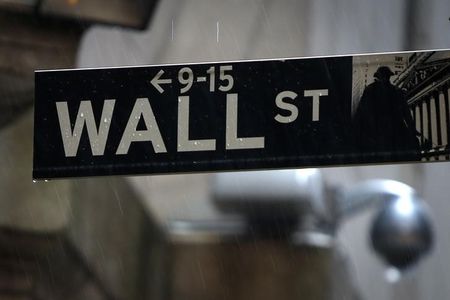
[274,91,299,123]
[177,96,216,152]
[116,98,167,155]
[56,100,115,157]
[226,93,265,150]
[304,89,328,121]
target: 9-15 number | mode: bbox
[178,65,234,94]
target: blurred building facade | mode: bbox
[0,0,449,299]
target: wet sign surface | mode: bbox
[33,50,450,179]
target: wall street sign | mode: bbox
[33,49,450,179]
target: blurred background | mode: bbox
[0,0,449,299]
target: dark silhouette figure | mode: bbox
[354,66,420,158]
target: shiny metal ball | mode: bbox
[370,195,433,270]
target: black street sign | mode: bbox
[33,50,450,179]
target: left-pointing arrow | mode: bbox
[150,70,172,94]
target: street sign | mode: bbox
[33,49,450,179]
